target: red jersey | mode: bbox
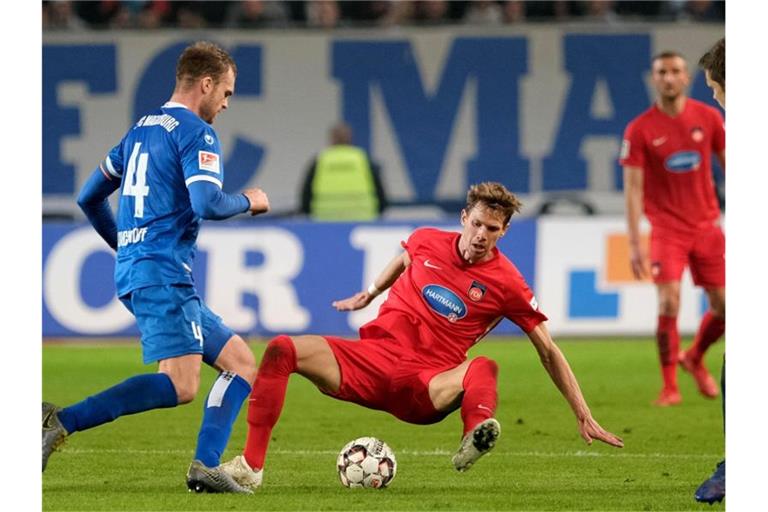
[619,98,725,233]
[360,228,547,367]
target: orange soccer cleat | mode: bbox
[653,387,682,407]
[678,350,719,398]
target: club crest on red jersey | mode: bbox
[468,280,487,302]
[690,126,705,143]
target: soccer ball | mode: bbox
[337,437,397,489]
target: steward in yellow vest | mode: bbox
[300,123,387,221]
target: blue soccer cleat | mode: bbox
[694,460,725,504]
[186,460,253,494]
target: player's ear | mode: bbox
[460,209,467,225]
[201,76,214,94]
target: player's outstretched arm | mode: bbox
[77,167,121,250]
[526,323,624,448]
[332,251,411,311]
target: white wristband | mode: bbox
[367,283,381,297]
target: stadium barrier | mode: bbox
[42,218,706,338]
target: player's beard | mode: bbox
[659,84,685,104]
[199,98,218,124]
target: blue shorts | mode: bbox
[120,285,235,365]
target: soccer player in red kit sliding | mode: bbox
[219,182,624,489]
[620,51,726,406]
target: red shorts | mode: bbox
[649,223,725,287]
[321,336,456,425]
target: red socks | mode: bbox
[689,311,725,363]
[656,315,680,390]
[460,357,499,436]
[243,335,297,470]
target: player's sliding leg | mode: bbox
[428,357,501,472]
[679,287,724,398]
[242,335,297,474]
[654,282,682,406]
[458,357,499,436]
[221,334,340,490]
[451,357,501,471]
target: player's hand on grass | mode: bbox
[332,291,373,311]
[578,416,624,448]
[629,241,648,280]
[243,187,270,216]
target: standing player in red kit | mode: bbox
[620,51,726,406]
[218,182,624,489]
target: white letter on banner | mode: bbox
[43,228,134,333]
[198,228,309,332]
[348,227,413,330]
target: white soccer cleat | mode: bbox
[451,418,501,472]
[219,455,263,490]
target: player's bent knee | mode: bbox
[658,298,680,317]
[467,357,499,379]
[225,335,257,383]
[706,290,725,318]
[167,374,200,404]
[261,335,298,372]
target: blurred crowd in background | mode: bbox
[43,0,724,31]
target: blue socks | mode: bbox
[57,373,178,434]
[55,370,250,468]
[194,371,251,468]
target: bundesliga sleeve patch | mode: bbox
[619,140,630,160]
[198,151,220,174]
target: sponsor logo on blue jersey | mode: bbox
[422,284,467,322]
[664,151,701,173]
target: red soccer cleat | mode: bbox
[678,350,719,398]
[653,387,682,407]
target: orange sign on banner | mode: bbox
[605,233,651,283]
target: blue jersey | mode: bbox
[101,102,227,296]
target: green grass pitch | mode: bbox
[43,337,725,511]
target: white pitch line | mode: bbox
[59,448,720,460]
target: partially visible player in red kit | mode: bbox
[620,51,726,406]
[219,182,624,489]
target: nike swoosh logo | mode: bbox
[424,259,442,269]
[652,136,668,147]
[477,404,493,412]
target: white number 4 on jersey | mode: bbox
[191,321,203,347]
[123,142,150,218]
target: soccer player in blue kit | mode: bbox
[42,42,270,494]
